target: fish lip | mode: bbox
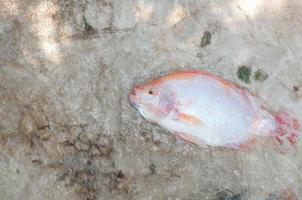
[129,97,139,108]
[128,89,139,109]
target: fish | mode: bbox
[129,70,300,149]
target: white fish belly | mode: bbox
[163,77,256,146]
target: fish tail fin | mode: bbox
[273,112,300,145]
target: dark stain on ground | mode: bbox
[215,189,248,200]
[58,167,99,200]
[200,31,212,47]
[149,163,157,175]
[293,86,299,92]
[237,66,252,84]
[83,16,97,35]
[105,170,132,193]
[18,104,51,141]
[16,100,129,200]
[57,152,105,200]
[141,131,161,146]
[75,132,114,157]
[58,133,115,199]
[32,159,43,165]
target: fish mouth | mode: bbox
[128,88,139,108]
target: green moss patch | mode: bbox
[237,66,252,84]
[254,69,268,82]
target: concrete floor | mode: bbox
[0,0,302,199]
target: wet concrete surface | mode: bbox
[0,0,302,199]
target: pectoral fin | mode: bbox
[174,110,204,126]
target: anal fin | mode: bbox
[174,132,206,147]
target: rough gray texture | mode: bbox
[0,0,302,199]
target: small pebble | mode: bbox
[200,31,212,47]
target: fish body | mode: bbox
[129,71,299,148]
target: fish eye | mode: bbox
[148,90,153,95]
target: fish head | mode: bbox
[129,83,174,121]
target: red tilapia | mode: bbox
[129,71,300,149]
